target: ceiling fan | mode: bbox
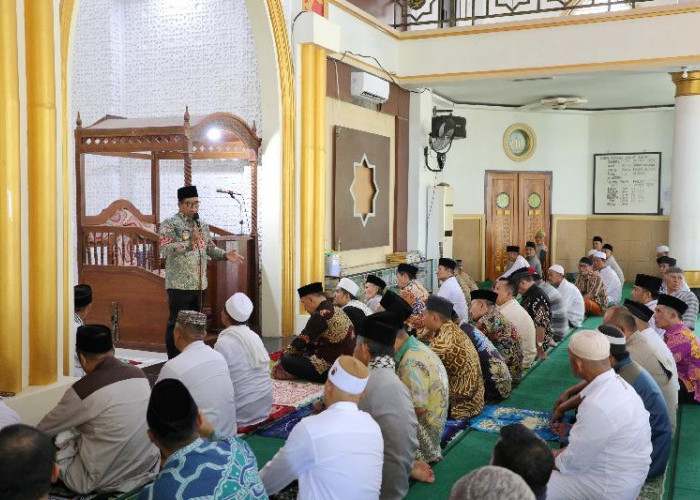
[519,96,588,110]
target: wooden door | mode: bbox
[485,171,551,280]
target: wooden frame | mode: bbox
[593,152,662,215]
[75,109,262,350]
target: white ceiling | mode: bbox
[415,70,678,109]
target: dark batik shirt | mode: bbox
[521,285,553,350]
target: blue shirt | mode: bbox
[614,354,672,479]
[139,433,268,499]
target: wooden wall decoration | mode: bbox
[333,126,390,251]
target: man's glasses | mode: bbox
[183,201,200,208]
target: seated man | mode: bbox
[654,294,700,404]
[657,257,690,292]
[37,325,159,494]
[334,277,373,333]
[499,245,529,279]
[364,274,386,313]
[0,424,59,500]
[535,230,548,269]
[547,330,651,500]
[591,235,604,252]
[460,316,512,403]
[632,274,663,336]
[72,284,92,377]
[456,259,479,292]
[141,379,266,499]
[534,272,569,342]
[656,245,669,259]
[214,293,272,428]
[525,241,543,278]
[157,311,237,435]
[547,265,585,329]
[665,267,698,331]
[355,312,419,499]
[511,269,553,360]
[422,296,485,419]
[491,424,554,500]
[437,257,469,322]
[598,326,672,479]
[495,277,537,369]
[260,356,384,498]
[397,263,430,335]
[450,466,535,500]
[602,243,625,284]
[608,303,679,431]
[470,289,522,384]
[274,282,355,383]
[574,256,609,316]
[592,251,622,305]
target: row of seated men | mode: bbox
[1,247,699,498]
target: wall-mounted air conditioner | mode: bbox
[351,71,390,104]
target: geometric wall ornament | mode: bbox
[503,123,536,162]
[349,154,379,227]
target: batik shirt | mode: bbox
[460,322,512,403]
[401,279,430,335]
[521,285,553,351]
[159,212,226,290]
[665,322,700,403]
[139,432,267,500]
[429,321,485,419]
[474,309,522,384]
[285,299,355,375]
[395,335,449,463]
[455,272,476,317]
[574,271,609,310]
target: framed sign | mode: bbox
[593,153,661,215]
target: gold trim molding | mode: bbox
[671,71,700,97]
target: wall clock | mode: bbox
[503,123,536,162]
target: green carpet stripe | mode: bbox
[662,405,683,500]
[245,435,286,468]
[671,405,700,494]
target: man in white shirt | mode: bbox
[602,244,625,285]
[437,257,469,322]
[500,245,529,279]
[605,302,679,431]
[334,278,372,333]
[215,293,272,429]
[548,330,651,500]
[495,278,537,369]
[547,265,585,328]
[157,310,237,435]
[592,251,621,305]
[631,274,663,336]
[260,355,384,499]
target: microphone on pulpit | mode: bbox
[216,188,248,235]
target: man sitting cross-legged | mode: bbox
[547,265,585,329]
[157,310,237,435]
[491,423,554,500]
[37,325,159,494]
[215,293,272,429]
[547,330,651,499]
[422,295,485,419]
[0,424,60,500]
[140,379,266,499]
[355,311,419,500]
[574,256,609,316]
[385,291,449,476]
[260,356,384,499]
[273,282,355,383]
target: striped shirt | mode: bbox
[671,290,698,331]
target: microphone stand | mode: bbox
[193,214,204,314]
[223,191,246,235]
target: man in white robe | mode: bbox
[592,251,621,305]
[437,257,469,322]
[547,265,585,328]
[500,245,529,279]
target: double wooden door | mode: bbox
[485,171,551,280]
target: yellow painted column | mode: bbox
[313,46,327,282]
[26,0,58,385]
[0,0,23,393]
[300,44,317,288]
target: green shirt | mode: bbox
[159,212,226,290]
[395,335,449,463]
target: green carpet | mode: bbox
[664,406,700,500]
[245,435,286,468]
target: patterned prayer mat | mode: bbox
[469,405,574,442]
[237,404,296,434]
[272,379,324,408]
[257,405,315,439]
[638,474,665,500]
[440,418,471,449]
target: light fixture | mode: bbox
[682,67,689,79]
[206,127,222,141]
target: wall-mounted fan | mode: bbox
[425,107,466,172]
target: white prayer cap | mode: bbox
[592,251,607,260]
[337,277,359,297]
[225,292,253,322]
[569,330,610,361]
[328,357,369,394]
[549,264,565,275]
[656,245,669,253]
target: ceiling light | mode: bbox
[207,128,222,141]
[682,67,688,79]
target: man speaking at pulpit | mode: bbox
[159,185,243,358]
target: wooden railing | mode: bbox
[82,225,162,273]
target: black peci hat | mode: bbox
[177,185,198,201]
[297,282,324,298]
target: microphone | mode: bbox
[192,212,201,229]
[216,188,235,196]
